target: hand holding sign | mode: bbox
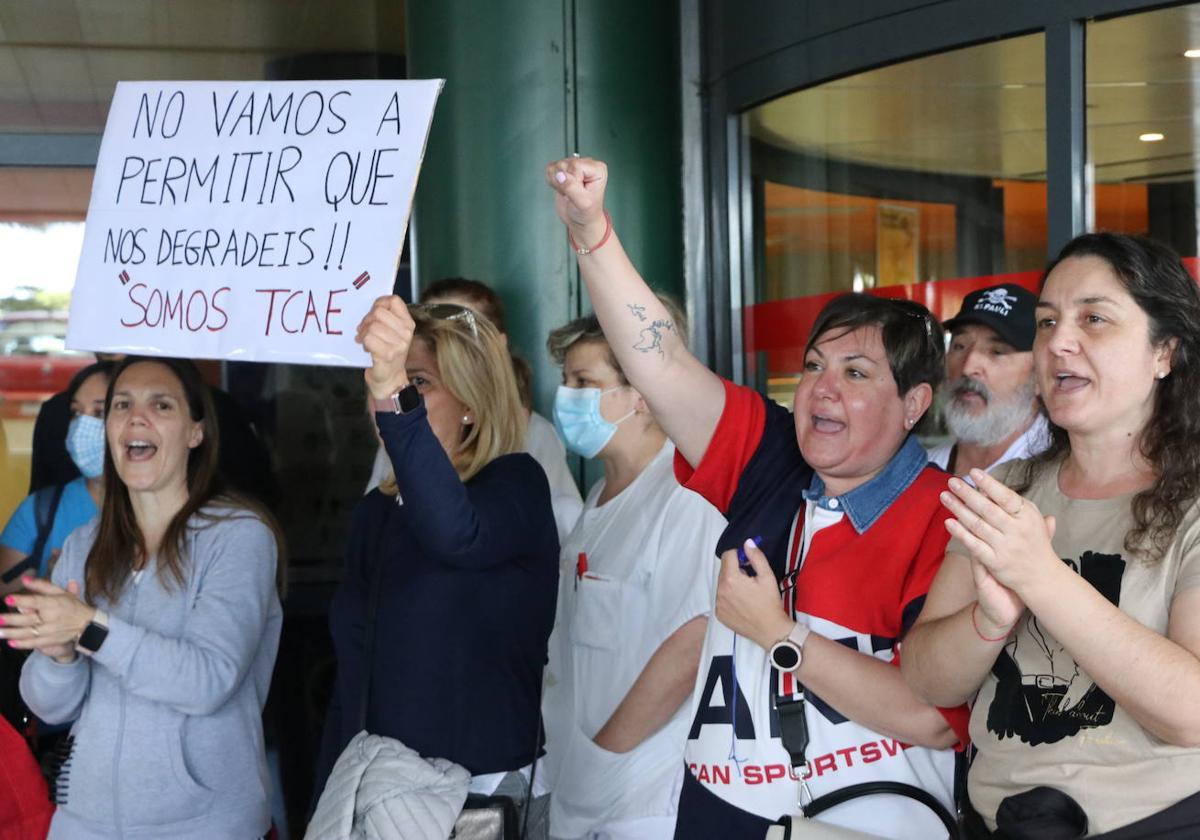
[357,295,415,400]
[70,80,443,367]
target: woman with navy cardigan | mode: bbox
[316,296,560,833]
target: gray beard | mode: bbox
[940,376,1037,447]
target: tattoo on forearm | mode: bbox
[632,319,675,356]
[627,303,648,321]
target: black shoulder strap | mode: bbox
[2,483,65,585]
[32,483,65,567]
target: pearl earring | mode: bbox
[462,415,471,424]
[1157,371,1168,380]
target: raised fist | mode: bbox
[545,156,609,246]
[355,295,416,400]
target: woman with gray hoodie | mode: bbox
[2,357,284,840]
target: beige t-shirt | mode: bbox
[957,459,1200,834]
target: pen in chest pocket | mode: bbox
[575,552,600,588]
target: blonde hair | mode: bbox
[379,308,525,492]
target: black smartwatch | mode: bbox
[371,383,421,414]
[76,609,110,657]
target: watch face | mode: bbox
[78,621,109,653]
[772,641,801,671]
[397,384,421,413]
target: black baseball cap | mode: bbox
[943,284,1038,351]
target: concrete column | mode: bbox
[406,0,682,428]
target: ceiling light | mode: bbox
[1002,83,1027,90]
[1139,132,1165,142]
[1185,49,1200,58]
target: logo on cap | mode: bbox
[975,287,1018,316]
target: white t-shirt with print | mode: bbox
[682,503,955,839]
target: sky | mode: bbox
[0,221,85,301]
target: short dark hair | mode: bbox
[421,277,506,334]
[804,294,945,396]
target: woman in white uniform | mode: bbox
[542,300,727,840]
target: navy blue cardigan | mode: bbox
[316,405,560,791]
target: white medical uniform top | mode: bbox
[544,441,726,838]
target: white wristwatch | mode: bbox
[768,622,812,673]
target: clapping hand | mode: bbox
[941,469,1058,632]
[1,577,94,663]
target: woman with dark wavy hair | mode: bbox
[6,357,284,839]
[904,232,1200,836]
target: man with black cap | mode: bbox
[927,284,1049,479]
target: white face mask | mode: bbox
[66,414,107,479]
[552,385,635,459]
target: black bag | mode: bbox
[0,483,74,807]
[0,483,65,735]
[450,794,520,839]
[767,781,962,839]
[993,786,1088,839]
[966,785,1200,840]
[0,629,31,735]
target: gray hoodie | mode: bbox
[20,507,282,840]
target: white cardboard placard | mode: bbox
[68,79,443,366]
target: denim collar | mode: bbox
[801,434,929,533]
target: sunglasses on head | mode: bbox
[410,302,480,339]
[887,300,940,353]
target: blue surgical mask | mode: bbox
[65,414,106,479]
[553,385,635,459]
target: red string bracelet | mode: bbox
[568,210,613,256]
[971,602,1014,642]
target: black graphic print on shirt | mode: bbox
[987,551,1126,746]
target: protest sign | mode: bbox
[68,79,443,366]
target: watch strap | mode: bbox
[370,394,400,413]
[788,621,812,650]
